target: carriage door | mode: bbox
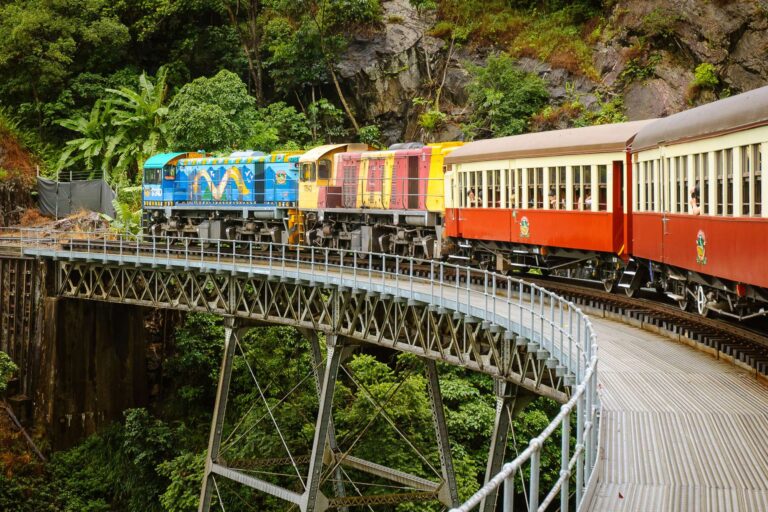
[660,152,669,263]
[612,161,624,250]
[408,156,419,209]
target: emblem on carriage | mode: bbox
[275,172,287,185]
[696,230,707,264]
[520,216,530,239]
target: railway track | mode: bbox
[523,276,768,380]
[24,236,768,381]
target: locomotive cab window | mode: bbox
[144,168,162,185]
[163,164,176,180]
[318,159,331,180]
[301,162,316,182]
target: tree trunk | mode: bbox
[226,1,263,104]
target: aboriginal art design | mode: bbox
[191,166,251,201]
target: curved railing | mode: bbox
[0,227,601,510]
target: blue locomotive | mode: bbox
[142,150,301,242]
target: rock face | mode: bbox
[338,0,446,143]
[338,0,768,138]
[601,0,768,119]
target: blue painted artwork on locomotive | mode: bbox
[142,151,300,210]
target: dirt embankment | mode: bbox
[0,126,38,227]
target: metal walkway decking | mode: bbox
[587,319,768,512]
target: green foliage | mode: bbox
[410,0,438,14]
[692,63,719,89]
[307,98,347,143]
[0,0,130,122]
[163,314,224,421]
[57,69,170,185]
[432,0,600,77]
[100,199,143,237]
[575,94,627,126]
[620,52,661,83]
[0,351,18,394]
[46,409,176,512]
[167,70,258,151]
[357,124,382,148]
[56,100,115,178]
[247,101,311,152]
[105,69,170,184]
[641,7,681,40]
[464,53,549,139]
[157,452,205,512]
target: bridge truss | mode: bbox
[8,230,600,511]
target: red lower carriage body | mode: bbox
[445,208,625,256]
[632,213,768,289]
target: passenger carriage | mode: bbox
[442,120,655,290]
[631,86,768,318]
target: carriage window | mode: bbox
[548,167,563,210]
[493,169,501,208]
[648,160,656,212]
[696,153,707,215]
[597,164,607,211]
[742,146,751,216]
[509,169,522,208]
[715,150,724,215]
[531,167,544,208]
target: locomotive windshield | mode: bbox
[144,168,162,185]
[301,162,316,182]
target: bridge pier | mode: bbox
[199,317,242,511]
[425,358,460,508]
[480,380,535,512]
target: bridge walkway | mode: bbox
[587,318,768,511]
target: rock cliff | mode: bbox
[337,0,768,140]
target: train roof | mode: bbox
[632,85,768,152]
[444,120,656,164]
[144,152,189,168]
[299,143,368,163]
[178,152,301,165]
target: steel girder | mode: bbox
[55,261,569,403]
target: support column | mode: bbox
[307,331,348,512]
[200,317,242,512]
[424,359,460,507]
[480,381,535,512]
[302,334,345,512]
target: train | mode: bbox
[143,86,768,320]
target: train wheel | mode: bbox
[624,284,637,298]
[677,298,689,312]
[602,278,616,293]
[695,284,709,317]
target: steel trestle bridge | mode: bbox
[2,229,601,511]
